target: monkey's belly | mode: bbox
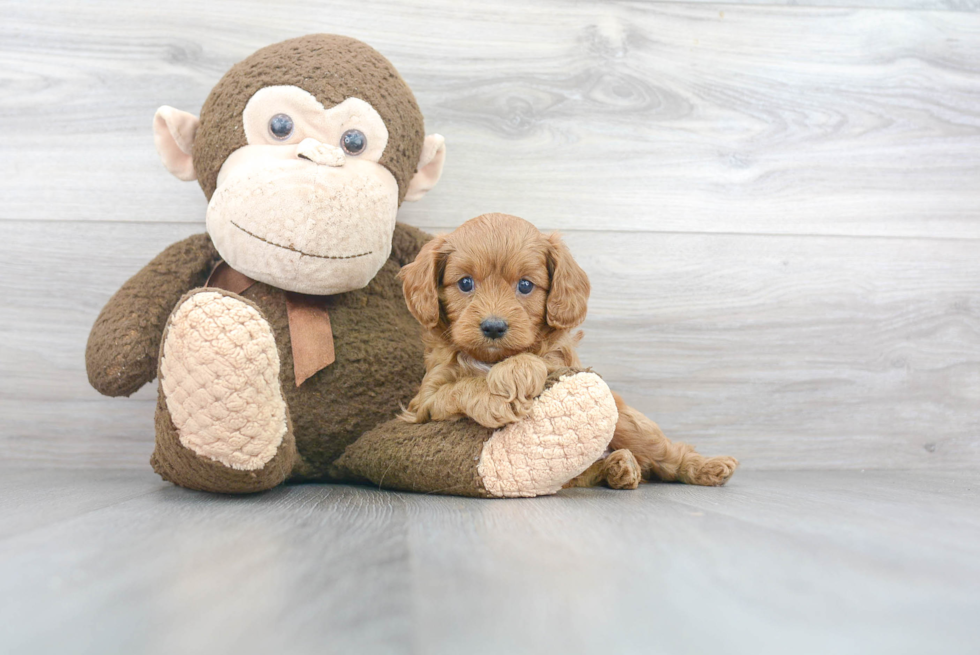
[238,259,426,479]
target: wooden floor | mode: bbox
[0,468,976,655]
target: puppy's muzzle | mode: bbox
[480,317,509,340]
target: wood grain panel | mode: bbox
[661,0,980,10]
[1,1,979,238]
[1,220,976,470]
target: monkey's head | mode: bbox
[152,35,446,295]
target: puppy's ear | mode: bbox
[546,232,590,329]
[398,235,449,328]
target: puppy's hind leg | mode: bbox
[610,393,738,487]
[603,449,642,489]
[564,449,641,490]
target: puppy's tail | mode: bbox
[609,392,738,486]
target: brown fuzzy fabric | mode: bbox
[333,367,586,496]
[85,233,220,397]
[150,292,299,493]
[193,34,425,205]
[138,223,432,487]
[333,417,494,497]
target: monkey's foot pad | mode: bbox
[478,372,618,498]
[160,291,288,471]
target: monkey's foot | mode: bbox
[152,289,296,493]
[477,371,618,498]
[334,370,617,498]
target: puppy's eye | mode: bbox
[269,114,294,140]
[457,277,474,293]
[517,279,534,295]
[341,129,367,155]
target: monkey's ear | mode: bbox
[397,234,449,328]
[403,134,446,202]
[546,232,591,329]
[153,106,200,182]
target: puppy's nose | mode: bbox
[480,317,509,340]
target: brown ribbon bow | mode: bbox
[206,261,336,387]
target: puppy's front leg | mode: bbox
[486,353,549,410]
[403,355,549,429]
[411,378,525,428]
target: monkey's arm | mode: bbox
[390,222,433,267]
[86,233,221,397]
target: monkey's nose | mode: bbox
[296,138,345,167]
[480,317,509,341]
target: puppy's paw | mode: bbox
[472,395,525,429]
[487,354,549,404]
[603,449,642,490]
[397,407,421,424]
[690,456,739,486]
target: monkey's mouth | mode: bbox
[230,221,372,260]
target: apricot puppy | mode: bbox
[398,213,738,488]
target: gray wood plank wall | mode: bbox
[1,0,978,470]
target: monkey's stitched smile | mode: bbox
[229,220,372,260]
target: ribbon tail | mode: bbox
[285,292,336,387]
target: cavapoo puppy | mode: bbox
[398,213,738,489]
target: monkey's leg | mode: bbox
[151,289,297,493]
[335,370,618,498]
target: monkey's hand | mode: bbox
[486,353,549,418]
[86,233,220,397]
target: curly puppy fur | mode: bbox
[398,213,738,488]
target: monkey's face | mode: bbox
[153,34,447,296]
[204,86,399,294]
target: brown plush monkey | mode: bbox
[86,35,619,496]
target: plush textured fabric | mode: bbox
[150,285,299,493]
[139,223,431,485]
[86,233,221,397]
[193,34,425,205]
[478,371,617,497]
[241,90,390,159]
[335,369,617,497]
[334,417,494,497]
[205,262,338,386]
[150,382,299,494]
[160,291,288,471]
[206,149,400,294]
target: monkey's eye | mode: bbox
[268,114,294,140]
[457,277,474,293]
[341,129,367,155]
[517,279,534,295]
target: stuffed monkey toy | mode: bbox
[86,34,618,497]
